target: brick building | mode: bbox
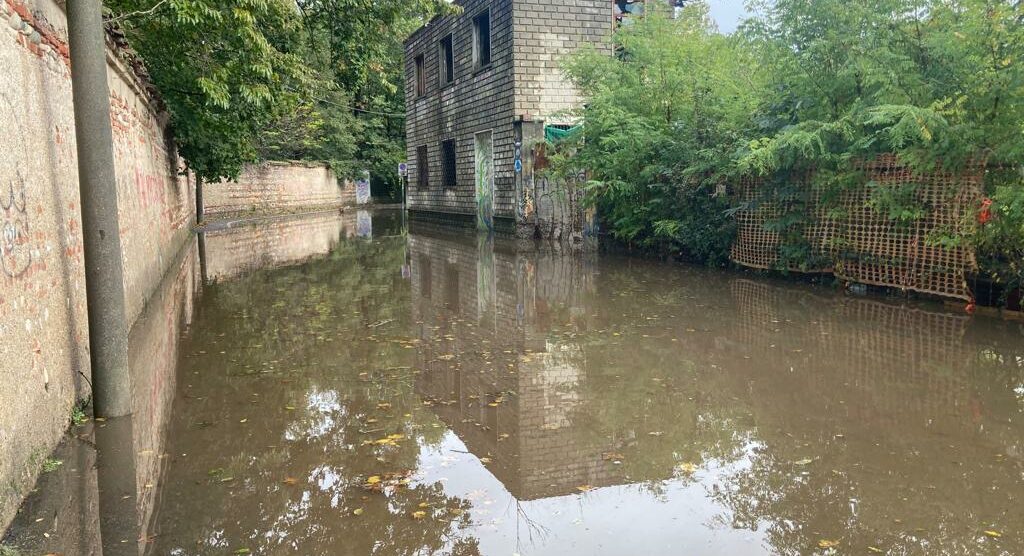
[403,0,612,242]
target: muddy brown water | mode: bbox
[5,210,1023,555]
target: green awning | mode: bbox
[545,124,583,143]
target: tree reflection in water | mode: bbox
[148,213,1023,556]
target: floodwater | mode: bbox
[5,209,1024,556]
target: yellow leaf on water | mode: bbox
[412,511,427,519]
[678,463,698,474]
[794,458,814,466]
[283,477,299,485]
[984,530,1002,538]
[867,547,883,554]
[366,476,382,485]
[418,502,430,508]
[576,485,594,492]
[817,539,840,549]
[352,508,364,516]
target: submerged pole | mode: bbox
[67,0,132,417]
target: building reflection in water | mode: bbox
[6,211,1021,556]
[408,227,1024,554]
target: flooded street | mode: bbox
[144,210,1024,555]
[9,210,1022,555]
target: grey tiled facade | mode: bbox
[404,0,611,240]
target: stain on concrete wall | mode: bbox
[0,0,196,531]
[205,161,355,219]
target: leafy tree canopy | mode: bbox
[105,0,454,184]
[563,0,1024,287]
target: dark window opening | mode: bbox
[472,10,491,69]
[441,139,457,188]
[416,145,429,188]
[439,34,454,85]
[415,54,426,97]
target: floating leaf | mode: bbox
[678,462,698,474]
[412,511,427,519]
[817,539,840,549]
[576,485,594,492]
[984,530,1002,538]
[283,477,299,485]
[794,458,814,466]
[366,476,382,485]
[353,508,364,516]
[867,547,883,554]
[233,549,251,555]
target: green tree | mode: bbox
[563,4,762,262]
[106,0,311,181]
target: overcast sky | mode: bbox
[707,1,752,33]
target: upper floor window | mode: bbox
[439,34,455,86]
[472,9,491,70]
[415,54,426,97]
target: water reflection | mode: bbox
[3,237,201,555]
[140,220,1023,556]
[200,210,398,283]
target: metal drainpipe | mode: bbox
[67,0,132,417]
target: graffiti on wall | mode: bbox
[355,171,371,205]
[475,131,495,232]
[0,94,33,279]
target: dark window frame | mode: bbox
[440,139,457,188]
[416,145,430,188]
[438,34,455,87]
[414,53,426,97]
[472,9,491,71]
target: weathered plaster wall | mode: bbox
[0,0,195,532]
[204,161,354,219]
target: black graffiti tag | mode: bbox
[1,94,32,279]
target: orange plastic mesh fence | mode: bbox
[730,154,983,301]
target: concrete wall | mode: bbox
[204,161,355,219]
[0,0,196,532]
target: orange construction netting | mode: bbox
[731,154,983,301]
